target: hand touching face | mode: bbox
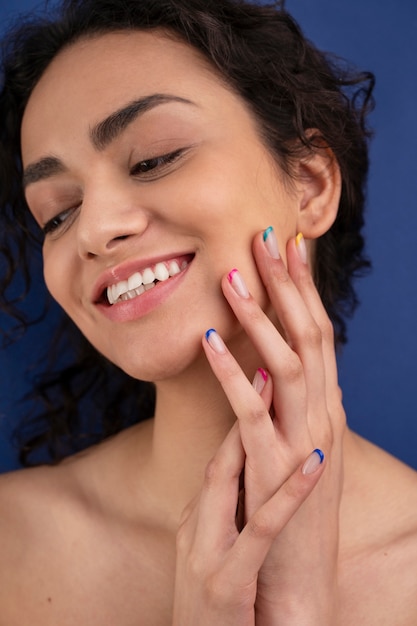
[22,31,301,381]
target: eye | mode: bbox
[42,206,79,237]
[130,148,186,180]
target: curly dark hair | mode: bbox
[0,0,373,466]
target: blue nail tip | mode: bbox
[263,226,274,241]
[205,328,216,340]
[313,448,325,464]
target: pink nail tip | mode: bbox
[257,367,268,382]
[227,269,239,283]
[227,268,250,298]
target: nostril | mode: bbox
[106,233,131,249]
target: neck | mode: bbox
[132,331,261,528]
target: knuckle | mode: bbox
[204,574,231,607]
[246,402,268,425]
[282,476,308,502]
[220,360,243,384]
[269,261,291,286]
[245,304,266,326]
[247,512,273,539]
[320,316,335,344]
[203,456,223,489]
[280,356,304,384]
[301,322,322,349]
[187,549,206,580]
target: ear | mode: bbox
[295,144,342,239]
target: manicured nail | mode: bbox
[228,269,250,298]
[263,226,280,259]
[205,328,227,354]
[252,367,268,394]
[295,232,307,264]
[302,448,324,475]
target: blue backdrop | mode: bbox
[1,0,416,471]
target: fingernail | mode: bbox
[205,328,227,354]
[228,269,250,298]
[252,367,268,393]
[295,232,308,264]
[302,448,324,475]
[263,226,280,259]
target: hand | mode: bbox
[172,423,325,626]
[201,230,345,624]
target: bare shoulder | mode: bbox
[0,462,81,572]
[0,427,174,625]
[340,432,417,625]
[0,467,51,615]
[0,462,75,539]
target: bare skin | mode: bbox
[1,30,416,625]
[0,426,416,625]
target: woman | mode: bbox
[0,0,416,623]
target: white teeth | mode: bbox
[128,272,143,291]
[106,257,189,305]
[168,261,181,276]
[142,268,155,285]
[114,280,128,301]
[154,262,170,281]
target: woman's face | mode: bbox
[21,31,300,380]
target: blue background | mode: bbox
[0,0,416,471]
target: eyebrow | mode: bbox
[22,93,196,188]
[91,93,195,150]
[23,156,66,189]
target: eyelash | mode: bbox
[43,207,78,236]
[42,148,186,236]
[129,147,185,178]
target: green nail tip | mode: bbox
[263,226,273,242]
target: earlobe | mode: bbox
[295,145,342,240]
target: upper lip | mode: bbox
[92,251,194,303]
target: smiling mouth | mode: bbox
[104,255,193,305]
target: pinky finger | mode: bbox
[223,449,326,586]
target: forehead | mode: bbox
[21,30,236,163]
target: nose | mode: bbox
[76,177,149,260]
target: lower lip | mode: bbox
[96,262,191,322]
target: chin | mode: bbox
[108,334,207,383]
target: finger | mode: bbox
[285,236,340,408]
[202,330,280,471]
[251,230,327,416]
[251,367,273,410]
[190,422,245,554]
[221,448,326,588]
[285,236,346,443]
[221,268,310,446]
